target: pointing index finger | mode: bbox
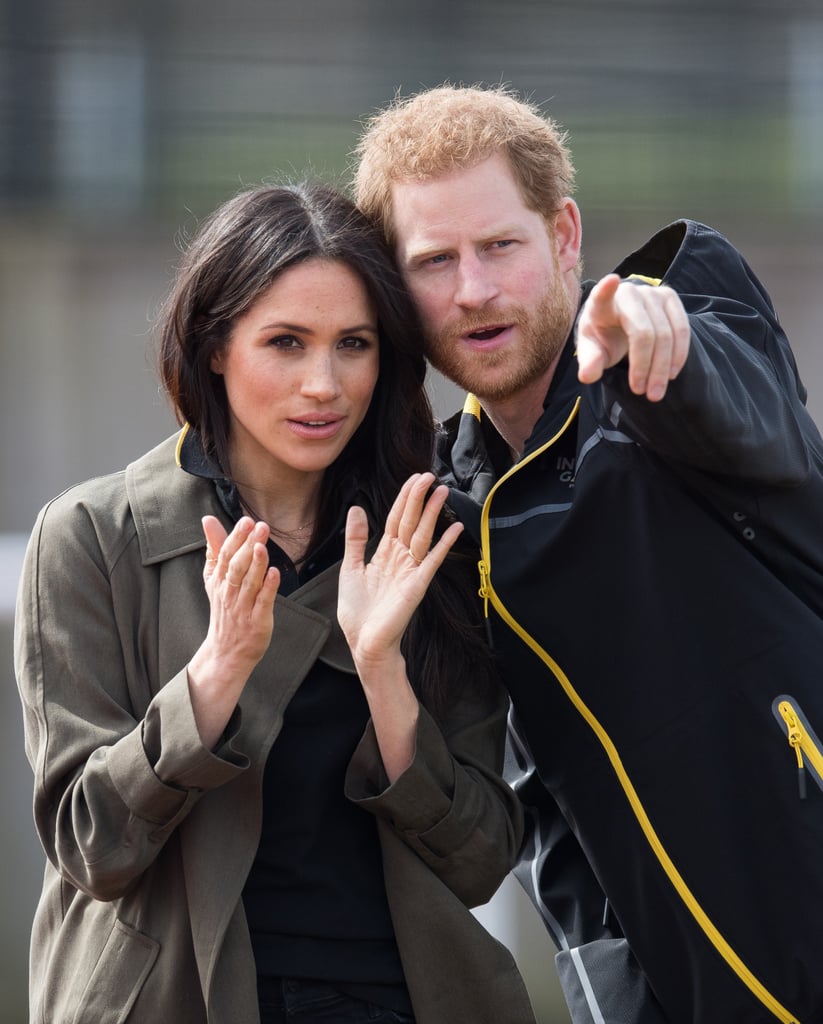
[576,274,623,384]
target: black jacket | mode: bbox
[438,221,823,1024]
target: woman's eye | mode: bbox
[269,335,300,349]
[339,336,372,351]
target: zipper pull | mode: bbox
[779,701,808,800]
[477,559,490,619]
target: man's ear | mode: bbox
[552,198,582,273]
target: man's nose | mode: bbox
[453,256,499,308]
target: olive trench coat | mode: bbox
[15,432,537,1024]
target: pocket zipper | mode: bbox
[775,696,823,800]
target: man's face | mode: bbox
[390,153,581,401]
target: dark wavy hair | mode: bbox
[157,182,495,715]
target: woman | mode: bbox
[15,183,537,1024]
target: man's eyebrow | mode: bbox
[401,244,449,265]
[402,224,527,264]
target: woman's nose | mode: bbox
[300,354,340,400]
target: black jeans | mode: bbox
[258,978,415,1024]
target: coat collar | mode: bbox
[125,431,224,566]
[125,431,355,672]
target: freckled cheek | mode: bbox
[352,368,379,421]
[225,369,261,410]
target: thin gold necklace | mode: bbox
[238,495,315,540]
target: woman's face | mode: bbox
[211,257,380,490]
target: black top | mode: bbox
[179,429,412,1015]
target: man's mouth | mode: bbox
[468,327,506,341]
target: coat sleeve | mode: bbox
[601,222,823,486]
[14,491,248,903]
[344,679,524,908]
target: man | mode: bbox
[353,84,823,1024]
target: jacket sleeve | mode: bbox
[344,679,523,908]
[601,222,823,486]
[14,492,248,902]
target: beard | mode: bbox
[422,272,577,402]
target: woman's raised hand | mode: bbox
[187,515,279,747]
[338,473,463,673]
[201,515,279,668]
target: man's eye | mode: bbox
[428,254,449,265]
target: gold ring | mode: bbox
[226,577,242,588]
[409,546,424,564]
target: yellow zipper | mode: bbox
[777,699,823,800]
[478,398,800,1024]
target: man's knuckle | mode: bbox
[631,325,654,348]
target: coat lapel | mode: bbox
[126,432,360,1007]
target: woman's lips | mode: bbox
[286,415,344,440]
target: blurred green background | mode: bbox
[2,1,822,1021]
